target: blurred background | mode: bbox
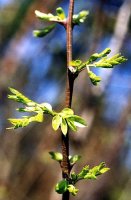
[0,0,131,199]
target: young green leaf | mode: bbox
[87,70,101,86]
[55,180,68,194]
[92,162,110,175]
[66,119,77,132]
[61,118,68,135]
[17,106,36,113]
[77,165,90,179]
[33,24,55,38]
[34,111,43,122]
[8,111,43,129]
[68,115,87,128]
[56,7,66,20]
[70,60,82,67]
[67,185,79,196]
[73,10,89,25]
[77,162,110,180]
[8,118,30,129]
[49,151,63,162]
[52,115,62,131]
[71,172,78,183]
[86,48,111,64]
[69,155,81,165]
[61,108,74,116]
[40,103,52,112]
[8,87,35,105]
[35,10,59,21]
[84,172,97,180]
[93,53,127,68]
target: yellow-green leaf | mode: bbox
[56,7,66,20]
[49,151,63,162]
[33,24,55,38]
[52,115,62,131]
[61,118,68,135]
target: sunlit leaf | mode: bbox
[66,119,77,132]
[61,118,68,135]
[77,162,110,181]
[8,111,43,129]
[77,165,89,179]
[61,108,74,116]
[56,7,66,20]
[33,24,55,37]
[70,60,82,67]
[8,87,34,105]
[67,185,79,196]
[95,54,127,68]
[35,10,59,21]
[87,70,101,86]
[69,155,81,165]
[52,115,62,131]
[73,10,89,25]
[49,151,63,162]
[71,172,78,182]
[68,115,87,127]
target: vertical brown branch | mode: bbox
[61,0,74,200]
[65,0,75,108]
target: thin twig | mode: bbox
[61,0,74,200]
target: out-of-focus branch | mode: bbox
[99,0,131,92]
[0,0,35,57]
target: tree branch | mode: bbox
[61,0,74,200]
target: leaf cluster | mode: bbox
[76,162,110,181]
[49,151,109,196]
[52,108,87,135]
[70,48,127,85]
[7,88,87,134]
[55,162,110,196]
[33,7,89,37]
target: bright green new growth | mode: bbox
[49,151,81,166]
[7,88,87,134]
[33,7,89,38]
[55,162,109,196]
[33,24,56,38]
[70,48,127,85]
[7,88,109,197]
[34,7,88,24]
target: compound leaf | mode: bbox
[8,87,34,106]
[8,111,43,129]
